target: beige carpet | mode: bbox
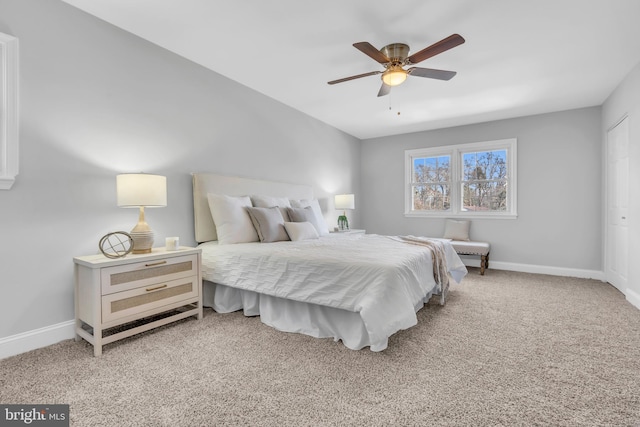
[1,269,639,426]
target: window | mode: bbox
[405,138,517,218]
[411,153,451,211]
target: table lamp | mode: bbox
[116,173,167,254]
[335,194,355,231]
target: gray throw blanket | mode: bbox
[389,236,450,305]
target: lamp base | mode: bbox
[130,230,154,254]
[129,206,155,254]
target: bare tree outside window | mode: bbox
[462,150,507,211]
[412,155,450,211]
[405,139,516,218]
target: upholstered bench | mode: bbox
[441,219,490,275]
[449,240,491,275]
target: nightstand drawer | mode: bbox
[101,276,199,323]
[101,254,198,295]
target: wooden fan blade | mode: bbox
[353,42,390,64]
[407,67,457,80]
[328,71,382,85]
[377,83,391,97]
[407,34,465,65]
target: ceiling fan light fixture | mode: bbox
[381,66,407,86]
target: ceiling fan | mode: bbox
[328,34,465,97]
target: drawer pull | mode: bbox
[145,260,167,267]
[146,284,168,292]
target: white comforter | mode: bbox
[200,234,466,349]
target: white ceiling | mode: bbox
[62,0,640,140]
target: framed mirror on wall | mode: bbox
[0,32,18,190]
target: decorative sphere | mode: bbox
[99,232,134,259]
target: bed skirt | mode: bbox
[203,280,436,352]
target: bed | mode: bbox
[192,173,467,351]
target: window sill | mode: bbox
[404,212,518,220]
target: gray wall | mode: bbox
[0,0,631,342]
[602,61,640,302]
[360,107,602,271]
[0,0,361,338]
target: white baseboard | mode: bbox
[460,258,605,281]
[0,320,75,360]
[626,288,640,310]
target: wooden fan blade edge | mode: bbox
[353,42,390,64]
[328,71,382,85]
[407,34,465,65]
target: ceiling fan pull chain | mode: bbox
[388,93,401,116]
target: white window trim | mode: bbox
[405,138,517,219]
[0,33,19,190]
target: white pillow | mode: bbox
[207,194,259,245]
[250,195,291,208]
[284,221,319,241]
[289,199,329,236]
[250,195,291,221]
[443,219,470,241]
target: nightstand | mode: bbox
[73,247,202,356]
[331,229,366,234]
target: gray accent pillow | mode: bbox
[246,206,290,243]
[290,199,329,236]
[286,206,323,235]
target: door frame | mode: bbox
[604,114,629,293]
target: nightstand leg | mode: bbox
[93,325,103,357]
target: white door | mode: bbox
[605,116,629,293]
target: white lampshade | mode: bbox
[335,194,355,210]
[116,173,167,254]
[117,174,167,208]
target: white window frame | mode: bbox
[405,138,517,219]
[0,33,19,190]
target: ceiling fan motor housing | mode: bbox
[380,44,410,86]
[380,43,410,64]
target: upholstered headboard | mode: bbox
[192,173,314,243]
